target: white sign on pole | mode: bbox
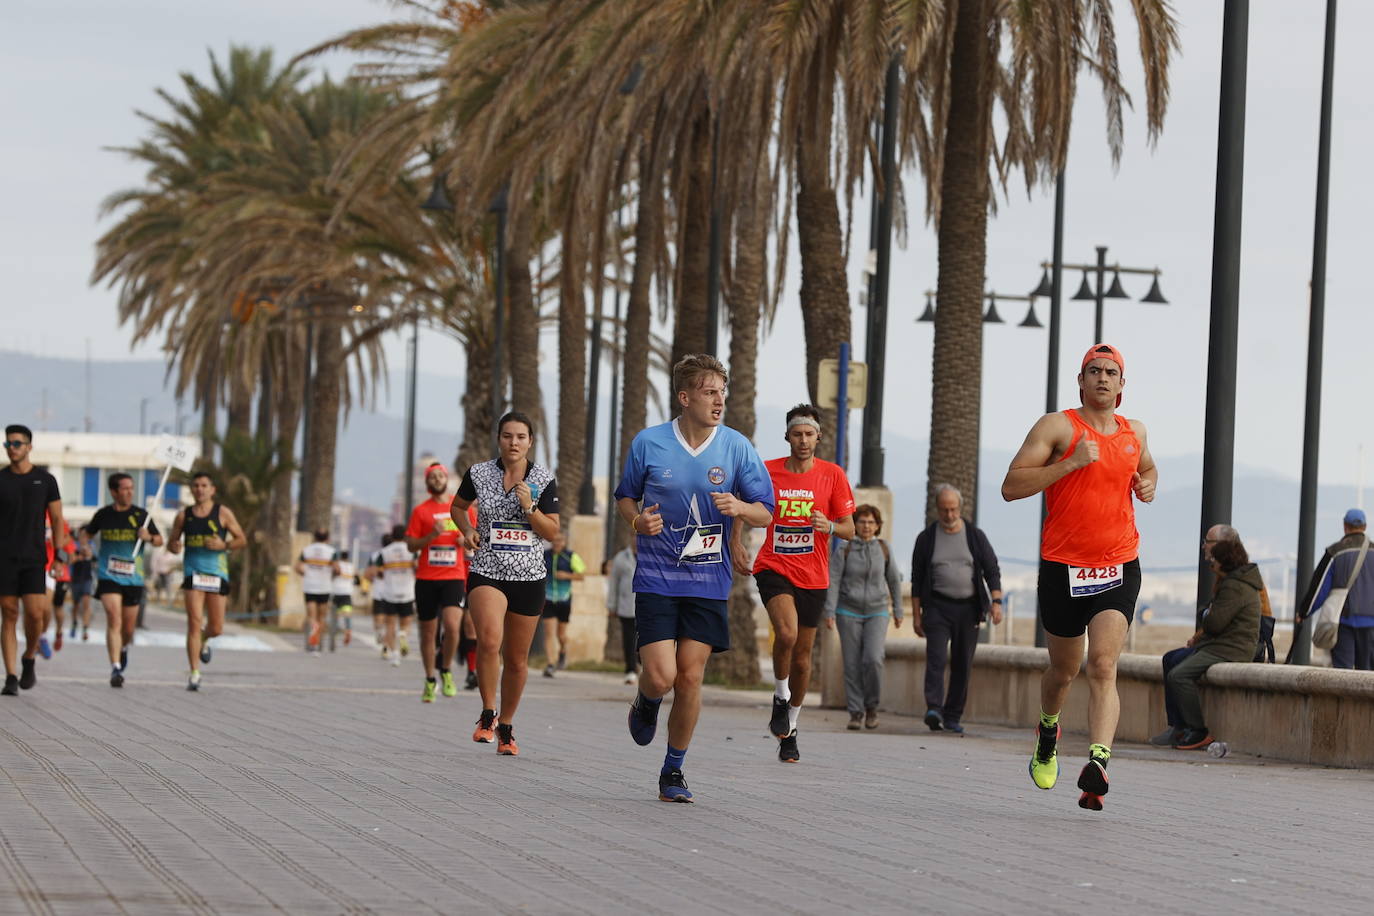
[154,434,199,472]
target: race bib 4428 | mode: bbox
[1068,564,1123,598]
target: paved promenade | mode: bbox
[1,606,1370,915]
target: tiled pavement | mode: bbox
[1,607,1370,915]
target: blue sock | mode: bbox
[637,691,662,708]
[661,744,686,774]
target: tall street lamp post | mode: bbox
[1054,248,1167,344]
[1292,0,1338,666]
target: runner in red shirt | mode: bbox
[404,462,468,701]
[732,404,855,763]
[44,517,73,655]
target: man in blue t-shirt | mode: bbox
[614,354,774,803]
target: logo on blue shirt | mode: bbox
[707,466,725,485]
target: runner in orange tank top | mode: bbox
[1001,344,1157,812]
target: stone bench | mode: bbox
[817,633,1374,768]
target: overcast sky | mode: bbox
[4,1,1371,499]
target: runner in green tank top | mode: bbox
[167,472,246,691]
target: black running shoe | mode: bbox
[1,675,18,696]
[778,729,800,763]
[119,648,128,672]
[1077,757,1109,811]
[628,694,660,746]
[199,642,212,665]
[110,668,124,688]
[19,658,36,690]
[658,768,694,803]
[464,670,478,690]
[923,708,944,731]
[769,696,790,739]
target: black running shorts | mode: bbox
[754,569,828,629]
[1037,558,1140,638]
[467,573,544,617]
[415,578,466,622]
[0,561,46,598]
[96,580,144,607]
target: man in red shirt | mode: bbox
[405,463,467,700]
[733,404,855,763]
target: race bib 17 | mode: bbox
[679,524,724,565]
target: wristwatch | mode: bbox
[992,598,1003,604]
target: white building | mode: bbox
[27,432,190,532]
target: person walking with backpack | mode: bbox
[910,484,1003,734]
[824,504,902,730]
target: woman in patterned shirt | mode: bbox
[452,411,560,756]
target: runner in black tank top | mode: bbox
[167,473,246,691]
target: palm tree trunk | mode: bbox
[458,318,494,474]
[505,207,545,441]
[300,319,342,533]
[198,356,219,463]
[263,327,305,616]
[716,181,768,686]
[926,0,994,524]
[794,63,851,450]
[255,357,274,445]
[617,128,664,552]
[671,98,712,369]
[557,192,588,516]
[226,361,253,440]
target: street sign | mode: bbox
[817,358,867,410]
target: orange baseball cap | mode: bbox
[1079,344,1125,406]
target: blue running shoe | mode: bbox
[628,694,660,746]
[38,637,51,660]
[658,768,694,803]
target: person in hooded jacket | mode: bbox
[1164,536,1263,750]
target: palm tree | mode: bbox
[911,1,1176,520]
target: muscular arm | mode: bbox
[47,500,70,553]
[1001,413,1085,502]
[1131,420,1158,502]
[167,509,186,553]
[220,506,248,551]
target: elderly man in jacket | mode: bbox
[910,484,1003,734]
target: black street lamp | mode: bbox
[1292,0,1337,666]
[1053,247,1166,343]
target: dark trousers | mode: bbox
[1331,624,1374,670]
[618,617,638,673]
[923,597,980,723]
[1162,647,1195,726]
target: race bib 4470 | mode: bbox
[772,525,814,555]
[1068,564,1123,598]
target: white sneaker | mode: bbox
[623,671,637,685]
[187,670,201,691]
[390,653,400,668]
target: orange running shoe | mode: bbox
[308,621,321,648]
[496,723,518,756]
[472,709,496,743]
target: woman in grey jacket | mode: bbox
[825,504,903,729]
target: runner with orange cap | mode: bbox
[1000,344,1157,811]
[405,462,468,703]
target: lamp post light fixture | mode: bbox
[1046,247,1166,343]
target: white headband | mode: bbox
[787,416,821,432]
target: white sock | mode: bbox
[774,677,791,702]
[787,703,800,732]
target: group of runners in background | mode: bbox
[0,343,1153,809]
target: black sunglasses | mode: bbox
[3,440,29,449]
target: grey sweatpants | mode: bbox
[835,614,889,715]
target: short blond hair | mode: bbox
[672,354,728,395]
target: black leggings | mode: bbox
[619,617,637,673]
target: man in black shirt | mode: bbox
[0,424,67,695]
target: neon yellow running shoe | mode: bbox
[421,678,437,703]
[1028,724,1060,790]
[441,671,457,697]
